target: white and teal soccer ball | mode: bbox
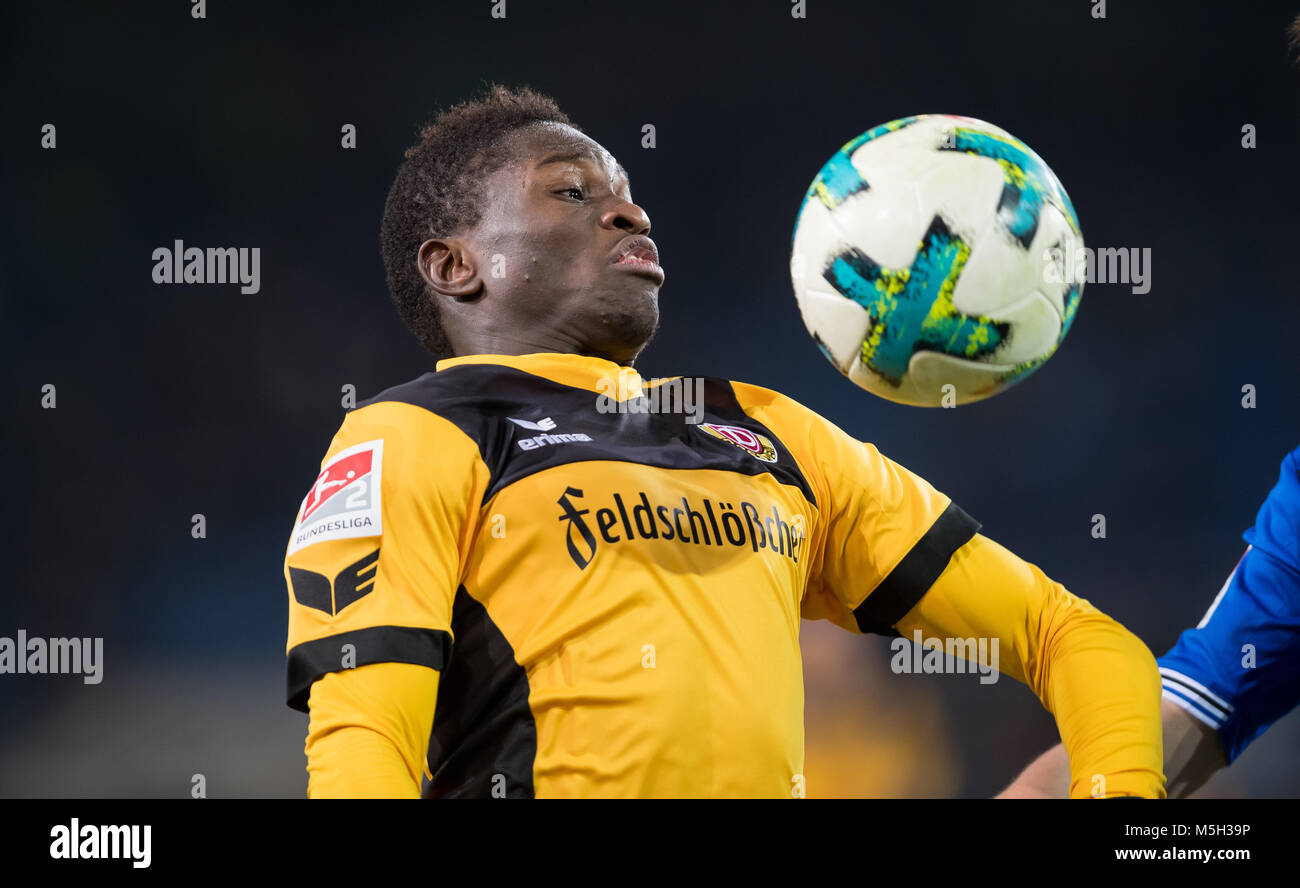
[790,114,1084,407]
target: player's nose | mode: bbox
[600,200,651,236]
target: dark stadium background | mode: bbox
[2,0,1298,798]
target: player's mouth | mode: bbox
[610,235,664,284]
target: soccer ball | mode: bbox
[790,114,1084,407]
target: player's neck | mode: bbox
[450,330,642,368]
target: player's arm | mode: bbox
[893,532,1165,798]
[742,384,1162,798]
[283,401,487,798]
[305,662,441,798]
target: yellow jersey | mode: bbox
[283,352,1164,798]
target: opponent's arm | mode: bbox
[1161,699,1231,797]
[997,698,1221,798]
[994,741,1066,799]
[1002,449,1300,797]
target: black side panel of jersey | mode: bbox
[358,365,818,507]
[424,584,537,799]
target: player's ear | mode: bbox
[418,238,481,302]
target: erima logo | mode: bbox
[508,416,593,451]
[507,416,557,431]
[555,486,804,570]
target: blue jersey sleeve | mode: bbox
[1157,445,1300,764]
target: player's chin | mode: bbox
[597,288,660,356]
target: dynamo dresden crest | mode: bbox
[701,423,778,463]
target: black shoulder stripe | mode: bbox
[355,365,819,508]
[356,367,512,472]
[286,625,452,713]
[852,502,981,636]
[355,370,441,412]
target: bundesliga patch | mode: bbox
[288,439,383,555]
[701,423,778,463]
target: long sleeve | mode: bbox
[305,662,440,798]
[895,533,1166,798]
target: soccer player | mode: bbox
[998,445,1300,798]
[282,85,1165,798]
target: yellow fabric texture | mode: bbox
[306,663,439,798]
[895,533,1166,798]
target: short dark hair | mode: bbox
[1290,14,1300,64]
[380,84,577,359]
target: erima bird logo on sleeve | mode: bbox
[508,416,557,431]
[289,549,380,615]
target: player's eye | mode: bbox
[556,185,585,201]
